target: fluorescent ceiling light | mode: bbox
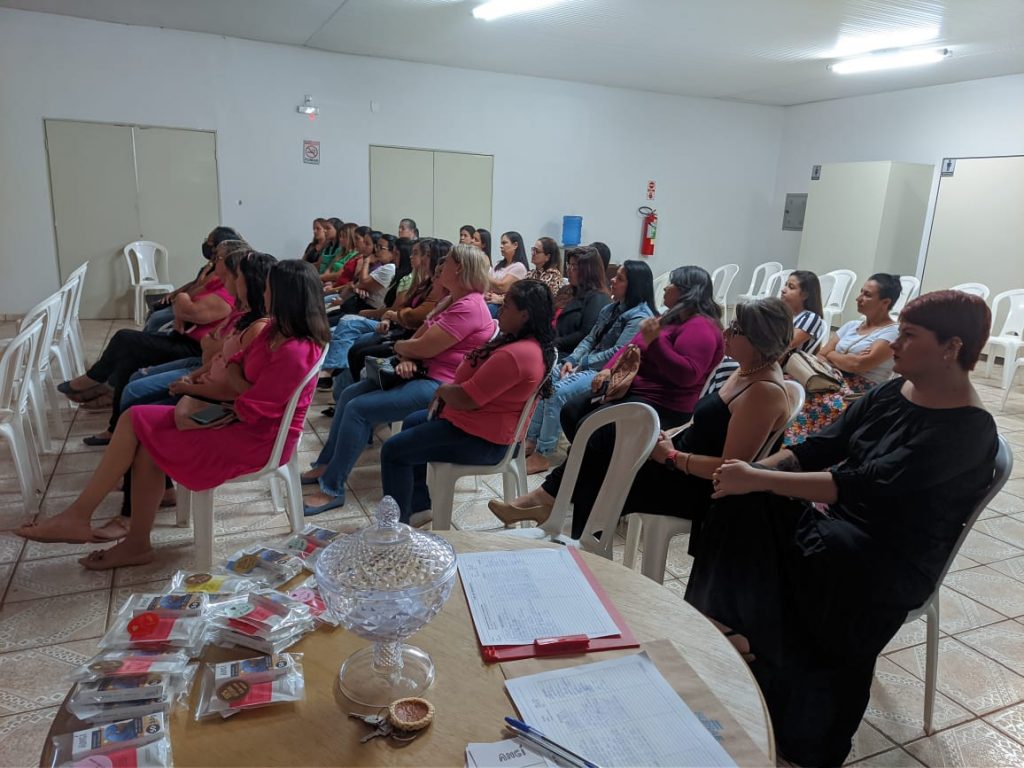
[829,47,951,75]
[827,25,940,58]
[472,0,565,21]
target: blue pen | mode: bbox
[504,717,601,768]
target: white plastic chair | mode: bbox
[951,282,990,301]
[653,271,672,312]
[984,289,1024,390]
[906,435,1012,733]
[0,294,64,453]
[761,269,793,301]
[621,380,806,583]
[53,263,89,378]
[711,264,740,318]
[808,316,831,355]
[890,275,922,318]
[123,241,173,326]
[427,386,542,531]
[176,348,327,569]
[502,402,660,560]
[821,269,857,330]
[737,261,783,304]
[0,317,46,514]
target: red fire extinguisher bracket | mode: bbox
[638,206,657,257]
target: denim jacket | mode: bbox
[563,302,654,371]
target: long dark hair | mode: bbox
[475,228,492,259]
[354,225,374,254]
[230,251,277,332]
[660,265,722,326]
[268,260,330,345]
[459,224,475,241]
[326,217,344,251]
[789,269,824,319]
[574,248,607,297]
[406,238,443,306]
[302,218,328,263]
[464,279,556,398]
[502,231,530,270]
[621,260,657,313]
[536,237,562,273]
[383,236,413,307]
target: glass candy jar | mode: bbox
[315,496,457,706]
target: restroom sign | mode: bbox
[303,140,320,165]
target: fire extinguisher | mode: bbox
[638,206,657,257]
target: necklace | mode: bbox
[739,359,776,376]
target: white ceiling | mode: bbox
[4,0,1024,105]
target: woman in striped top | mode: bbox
[780,271,825,353]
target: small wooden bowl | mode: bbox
[388,697,434,732]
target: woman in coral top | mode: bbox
[381,279,554,524]
[16,260,330,570]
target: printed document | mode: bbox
[458,549,620,646]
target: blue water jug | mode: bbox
[562,215,583,246]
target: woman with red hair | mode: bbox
[686,290,998,766]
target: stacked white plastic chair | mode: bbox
[761,269,792,300]
[951,282,990,301]
[653,271,672,312]
[621,380,806,583]
[737,261,783,305]
[177,348,327,570]
[890,275,922,318]
[428,386,542,531]
[52,263,89,379]
[710,264,740,318]
[821,269,857,330]
[985,289,1024,393]
[0,317,46,514]
[123,241,173,326]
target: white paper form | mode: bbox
[505,653,737,768]
[457,549,620,646]
[466,738,557,768]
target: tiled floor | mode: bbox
[1,320,1024,767]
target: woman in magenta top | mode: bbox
[490,265,725,529]
[17,260,330,570]
[381,279,554,524]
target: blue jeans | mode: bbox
[313,377,440,499]
[380,409,507,522]
[144,307,174,334]
[119,358,202,410]
[487,302,501,318]
[324,316,379,370]
[525,368,597,455]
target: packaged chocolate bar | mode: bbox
[55,735,172,767]
[166,569,257,595]
[68,713,165,758]
[124,592,207,617]
[212,653,298,684]
[287,576,339,627]
[71,651,191,682]
[194,657,304,720]
[99,610,207,654]
[223,547,302,587]
[73,674,166,705]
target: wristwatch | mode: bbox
[664,449,680,471]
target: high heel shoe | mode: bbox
[487,499,553,527]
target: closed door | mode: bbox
[433,151,493,241]
[45,120,140,319]
[45,120,220,319]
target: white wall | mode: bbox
[769,73,1024,276]
[0,8,785,314]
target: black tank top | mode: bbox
[675,379,787,458]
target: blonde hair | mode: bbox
[449,244,490,294]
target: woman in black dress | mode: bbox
[687,290,999,766]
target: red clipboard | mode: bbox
[468,548,639,663]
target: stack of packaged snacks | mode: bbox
[50,713,173,767]
[210,591,315,654]
[223,546,303,588]
[282,524,341,570]
[194,652,305,720]
[287,575,340,627]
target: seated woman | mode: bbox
[525,237,564,296]
[495,265,725,526]
[687,290,997,767]
[785,273,901,445]
[524,256,645,475]
[380,280,553,524]
[459,225,475,245]
[779,270,825,352]
[59,239,241,443]
[302,218,329,264]
[144,226,242,334]
[472,228,492,263]
[553,247,610,357]
[327,227,394,319]
[320,222,357,284]
[301,244,495,515]
[16,260,330,569]
[484,231,528,316]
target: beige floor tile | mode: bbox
[300,499,368,528]
[0,454,56,482]
[346,464,383,492]
[987,553,1024,584]
[5,554,111,603]
[51,451,104,475]
[1003,478,1024,498]
[109,580,175,619]
[947,553,980,573]
[883,620,929,655]
[850,747,924,766]
[0,706,58,768]
[956,532,1023,565]
[956,620,1024,677]
[889,638,1024,716]
[904,719,1024,767]
[975,516,1024,550]
[38,494,121,521]
[0,590,108,652]
[987,491,1024,515]
[0,639,97,715]
[0,503,36,531]
[210,500,295,538]
[42,471,98,499]
[0,563,13,598]
[933,586,1006,635]
[846,721,898,763]
[0,533,25,565]
[984,701,1024,744]
[865,658,972,744]
[450,496,509,532]
[945,566,1024,618]
[110,542,207,588]
[662,578,688,600]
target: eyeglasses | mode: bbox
[530,247,541,254]
[726,319,746,336]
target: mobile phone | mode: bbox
[189,404,233,426]
[589,379,609,404]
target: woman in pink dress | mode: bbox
[16,260,330,570]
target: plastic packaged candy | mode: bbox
[99,610,207,655]
[67,667,196,725]
[123,592,207,617]
[52,734,172,768]
[167,569,258,596]
[73,674,167,705]
[287,576,339,627]
[71,651,191,682]
[223,546,302,588]
[66,713,166,759]
[283,525,341,569]
[194,654,305,720]
[210,592,314,654]
[212,652,299,685]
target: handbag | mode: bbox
[173,395,235,431]
[783,350,843,394]
[602,343,642,402]
[364,356,426,390]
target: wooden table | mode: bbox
[43,532,774,766]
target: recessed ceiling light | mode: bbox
[472,0,567,22]
[829,47,951,75]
